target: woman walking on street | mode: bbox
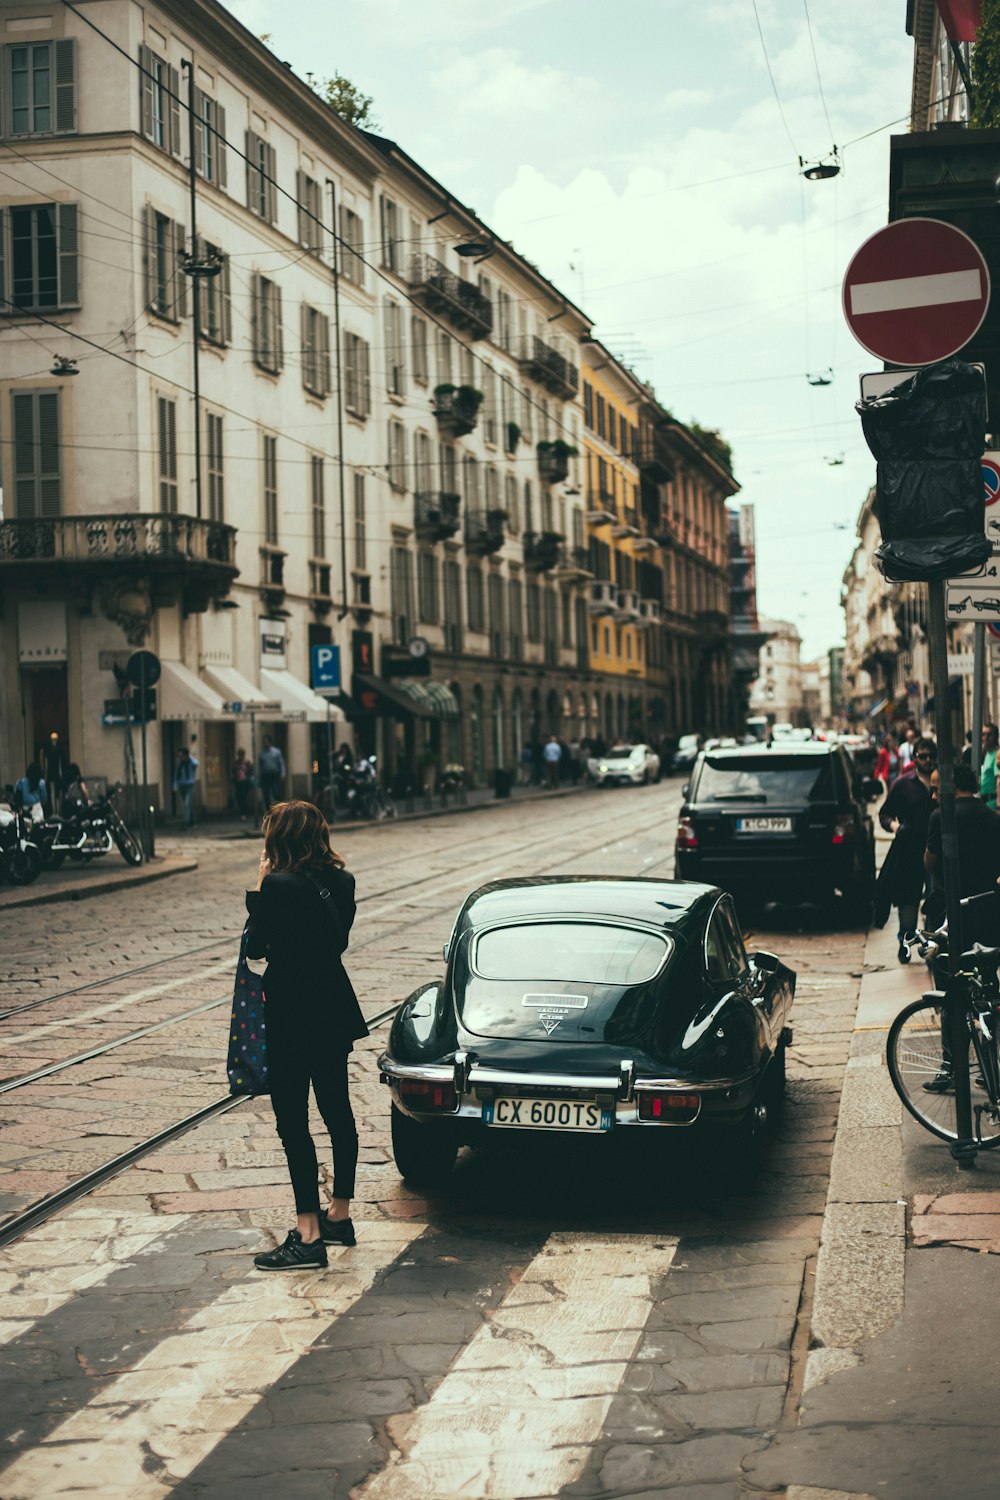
[246,800,368,1271]
[874,733,899,792]
[876,737,937,964]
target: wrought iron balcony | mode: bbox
[552,545,593,581]
[523,529,562,573]
[0,513,237,611]
[415,490,461,542]
[408,254,493,339]
[537,441,575,485]
[465,508,506,556]
[516,334,579,400]
[636,434,672,482]
[432,384,483,438]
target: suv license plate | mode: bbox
[483,1098,612,1132]
[736,815,793,833]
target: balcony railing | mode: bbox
[614,588,641,622]
[408,254,493,339]
[612,506,640,539]
[588,579,617,615]
[465,508,506,556]
[516,334,579,400]
[552,545,593,581]
[432,384,483,438]
[586,497,616,526]
[523,529,562,573]
[415,490,461,542]
[537,441,574,485]
[0,513,236,570]
[636,434,672,482]
[636,598,662,627]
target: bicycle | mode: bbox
[886,891,1000,1148]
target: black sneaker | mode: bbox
[254,1229,328,1271]
[318,1211,356,1247]
[898,941,911,964]
[922,1070,954,1094]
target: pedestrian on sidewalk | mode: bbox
[517,742,534,786]
[875,736,937,964]
[232,748,253,821]
[13,762,47,823]
[42,732,69,813]
[173,746,199,829]
[874,733,899,791]
[543,735,562,789]
[246,799,368,1271]
[980,722,998,810]
[258,736,286,812]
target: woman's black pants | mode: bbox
[266,1006,358,1213]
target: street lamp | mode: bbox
[800,148,841,180]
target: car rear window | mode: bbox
[694,756,835,804]
[473,923,669,984]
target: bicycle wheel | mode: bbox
[886,997,1000,1147]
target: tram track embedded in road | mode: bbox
[0,1000,402,1249]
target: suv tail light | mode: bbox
[676,816,698,850]
[832,818,855,845]
[638,1091,700,1122]
[399,1079,458,1112]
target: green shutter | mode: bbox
[142,203,154,311]
[300,300,310,391]
[193,88,205,176]
[57,203,79,307]
[215,105,227,189]
[173,221,187,319]
[53,39,76,133]
[245,131,255,211]
[275,283,283,370]
[139,45,154,140]
[319,313,330,397]
[221,254,232,345]
[296,170,306,246]
[251,271,259,364]
[12,392,37,518]
[168,66,181,156]
[37,392,61,516]
[361,338,370,417]
[266,143,277,224]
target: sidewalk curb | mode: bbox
[0,854,199,910]
[802,924,922,1394]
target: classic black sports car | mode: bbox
[379,877,795,1185]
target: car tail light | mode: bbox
[398,1079,458,1112]
[832,818,855,844]
[638,1091,700,1122]
[676,816,698,849]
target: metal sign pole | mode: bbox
[326,700,335,822]
[250,708,260,825]
[972,622,986,778]
[928,579,976,1166]
[140,680,152,859]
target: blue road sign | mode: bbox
[983,457,1000,508]
[311,644,341,694]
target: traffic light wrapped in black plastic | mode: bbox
[856,360,990,582]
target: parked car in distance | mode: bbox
[670,733,702,775]
[675,742,879,920]
[379,877,795,1186]
[588,742,661,786]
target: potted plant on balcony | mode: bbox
[536,439,578,484]
[432,383,483,437]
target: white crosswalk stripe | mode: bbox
[359,1232,676,1500]
[0,1221,426,1499]
[0,1208,186,1347]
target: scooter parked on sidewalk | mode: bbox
[35,783,143,869]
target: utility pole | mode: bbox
[326,178,350,624]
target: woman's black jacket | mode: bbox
[245,867,368,1045]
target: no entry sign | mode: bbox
[843,217,990,367]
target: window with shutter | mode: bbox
[466,566,484,634]
[383,299,404,396]
[388,419,407,491]
[354,473,367,570]
[206,411,224,521]
[254,275,282,373]
[12,389,61,518]
[338,206,365,286]
[5,203,81,311]
[246,132,276,220]
[411,314,428,384]
[157,395,178,513]
[148,211,186,321]
[6,41,75,136]
[310,454,326,557]
[418,551,439,624]
[380,195,400,271]
[199,240,229,346]
[444,559,463,653]
[262,434,279,543]
[508,578,523,660]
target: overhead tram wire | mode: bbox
[750,0,800,160]
[802,0,836,144]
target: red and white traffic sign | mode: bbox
[843,218,990,367]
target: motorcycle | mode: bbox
[336,756,397,821]
[0,792,43,885]
[36,783,143,869]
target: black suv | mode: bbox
[675,742,878,918]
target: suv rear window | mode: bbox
[694,755,835,805]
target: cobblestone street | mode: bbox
[0,784,872,1498]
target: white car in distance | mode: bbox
[588,743,662,786]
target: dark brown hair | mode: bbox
[262,800,344,874]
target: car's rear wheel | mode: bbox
[390,1103,458,1186]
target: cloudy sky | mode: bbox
[231,0,914,660]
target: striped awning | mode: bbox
[423,681,460,719]
[867,698,890,718]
